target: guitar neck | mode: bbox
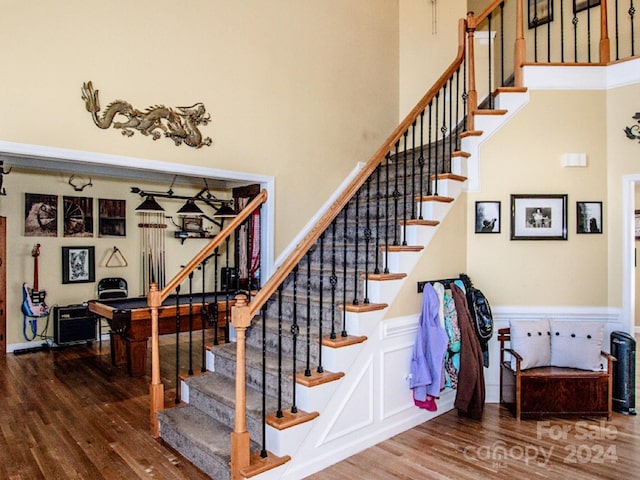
[33,255,39,291]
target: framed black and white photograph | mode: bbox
[635,210,640,240]
[576,201,602,234]
[510,194,568,240]
[62,246,95,284]
[528,0,553,29]
[475,201,501,233]
[25,193,58,237]
[573,0,600,14]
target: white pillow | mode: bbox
[509,319,551,370]
[550,321,604,371]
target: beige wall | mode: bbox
[466,89,609,306]
[0,0,400,258]
[399,0,467,117]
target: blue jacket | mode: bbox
[410,283,449,399]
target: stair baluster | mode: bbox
[352,189,360,305]
[174,284,181,404]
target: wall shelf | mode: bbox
[174,230,216,244]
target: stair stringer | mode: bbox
[464,90,530,192]
[249,184,465,480]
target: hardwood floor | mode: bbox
[1,334,638,480]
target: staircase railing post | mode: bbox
[514,0,526,87]
[230,294,251,480]
[599,0,610,64]
[148,282,164,437]
[466,11,478,131]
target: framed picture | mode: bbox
[510,194,568,240]
[528,0,553,29]
[573,0,600,14]
[576,201,602,234]
[63,196,93,237]
[475,201,501,233]
[182,216,204,232]
[25,193,58,237]
[635,210,640,240]
[62,246,95,284]
[98,199,126,237]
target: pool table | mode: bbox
[88,292,234,377]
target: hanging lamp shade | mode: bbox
[214,203,237,218]
[176,199,204,216]
[135,195,165,213]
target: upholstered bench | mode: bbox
[498,321,615,420]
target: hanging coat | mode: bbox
[451,284,485,420]
[410,283,449,400]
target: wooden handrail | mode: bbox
[242,18,467,320]
[148,189,268,437]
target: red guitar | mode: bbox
[22,244,49,317]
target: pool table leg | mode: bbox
[126,337,148,377]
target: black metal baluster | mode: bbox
[500,2,505,85]
[418,111,425,220]
[305,251,312,377]
[374,165,382,274]
[384,153,390,274]
[428,100,433,196]
[455,68,460,155]
[561,0,566,63]
[631,0,636,57]
[615,0,620,60]
[291,266,299,413]
[213,248,220,346]
[317,233,325,373]
[341,207,349,337]
[363,178,371,305]
[392,142,400,246]
[245,216,252,298]
[573,12,579,62]
[488,12,493,108]
[188,271,194,376]
[440,86,447,187]
[352,190,360,305]
[276,285,284,418]
[546,0,552,62]
[411,121,417,221]
[224,235,232,343]
[260,304,268,458]
[587,2,593,62]
[434,92,440,195]
[201,258,207,373]
[174,284,181,405]
[448,76,454,162]
[402,132,408,246]
[330,220,338,339]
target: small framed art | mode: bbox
[475,201,501,234]
[576,201,602,234]
[62,246,96,284]
[528,0,553,29]
[510,194,568,240]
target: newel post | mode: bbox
[230,294,251,480]
[599,0,610,64]
[514,0,526,87]
[148,282,164,437]
[466,11,478,131]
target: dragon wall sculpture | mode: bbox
[81,81,212,148]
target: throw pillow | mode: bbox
[509,319,551,370]
[550,321,604,371]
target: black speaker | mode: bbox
[221,267,238,292]
[611,331,637,415]
[53,304,95,346]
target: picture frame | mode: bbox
[63,196,94,237]
[635,210,640,240]
[182,216,204,232]
[573,0,600,14]
[528,0,553,29]
[576,201,603,234]
[98,199,126,237]
[62,246,95,284]
[25,193,58,237]
[510,194,568,240]
[475,201,501,234]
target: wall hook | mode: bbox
[68,174,93,191]
[0,161,11,196]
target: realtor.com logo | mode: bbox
[462,420,618,468]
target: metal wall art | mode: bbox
[81,81,212,148]
[624,113,640,142]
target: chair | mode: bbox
[96,277,128,347]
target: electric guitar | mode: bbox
[22,244,49,317]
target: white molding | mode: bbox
[523,57,640,90]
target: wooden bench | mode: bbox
[498,327,615,420]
